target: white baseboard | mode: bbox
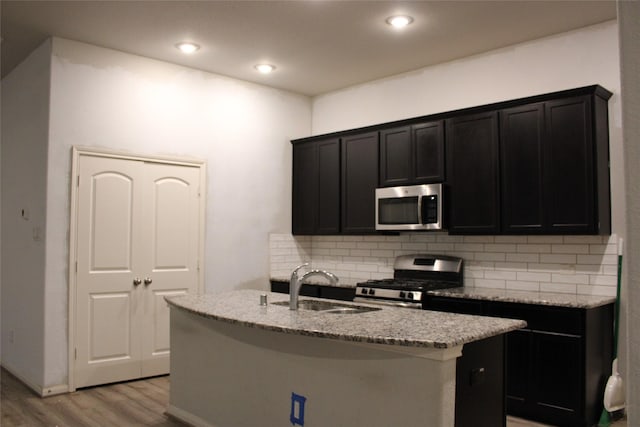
[1,363,69,397]
[167,404,218,427]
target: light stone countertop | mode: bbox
[427,287,616,309]
[166,290,526,349]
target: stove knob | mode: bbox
[368,289,375,295]
[406,292,413,300]
[399,291,406,298]
[361,288,368,295]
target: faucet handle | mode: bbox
[290,262,309,282]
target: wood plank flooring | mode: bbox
[1,368,186,426]
[1,367,628,427]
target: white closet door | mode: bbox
[74,154,202,388]
[75,156,145,388]
[139,162,201,377]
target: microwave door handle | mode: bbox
[418,195,424,225]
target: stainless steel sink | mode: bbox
[271,299,381,314]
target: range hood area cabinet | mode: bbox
[379,120,445,187]
[291,84,612,236]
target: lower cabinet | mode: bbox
[424,296,613,427]
[455,334,506,427]
[270,280,356,301]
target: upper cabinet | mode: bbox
[500,94,611,234]
[291,85,612,236]
[292,138,340,235]
[446,112,501,234]
[341,132,379,234]
[379,120,444,187]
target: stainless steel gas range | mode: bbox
[354,254,463,309]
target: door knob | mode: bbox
[144,277,153,286]
[133,278,142,286]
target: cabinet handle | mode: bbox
[133,278,142,286]
[144,277,153,286]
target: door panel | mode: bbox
[89,293,133,361]
[76,156,144,388]
[140,163,201,376]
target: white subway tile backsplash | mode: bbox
[551,273,590,285]
[475,252,506,262]
[517,244,552,253]
[527,236,564,244]
[552,244,589,254]
[506,280,540,292]
[506,253,540,263]
[540,282,578,294]
[269,233,617,297]
[517,271,551,282]
[540,254,577,264]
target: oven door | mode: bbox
[375,184,443,231]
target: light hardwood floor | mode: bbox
[1,367,628,427]
[1,368,185,426]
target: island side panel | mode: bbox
[168,307,458,427]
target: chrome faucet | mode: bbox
[289,263,338,310]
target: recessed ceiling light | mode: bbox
[386,15,414,29]
[255,64,276,74]
[175,42,200,54]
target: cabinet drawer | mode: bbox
[488,302,582,336]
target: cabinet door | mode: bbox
[341,132,379,233]
[317,139,341,234]
[292,142,318,235]
[544,96,595,233]
[500,103,545,233]
[504,329,531,414]
[379,126,412,187]
[413,121,444,183]
[446,112,500,234]
[292,139,340,235]
[530,331,582,425]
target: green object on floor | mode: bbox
[598,409,611,427]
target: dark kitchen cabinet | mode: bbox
[446,111,500,234]
[292,138,340,235]
[424,295,614,427]
[270,280,355,301]
[291,84,612,237]
[500,92,611,234]
[379,120,444,187]
[341,131,379,234]
[500,103,545,233]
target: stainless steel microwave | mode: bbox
[375,183,444,231]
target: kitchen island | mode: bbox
[166,290,526,427]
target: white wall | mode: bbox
[1,40,52,388]
[312,20,624,238]
[39,38,310,388]
[618,0,639,423]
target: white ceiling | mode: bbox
[1,1,617,96]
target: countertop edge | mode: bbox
[166,291,526,350]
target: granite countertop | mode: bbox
[427,287,616,309]
[166,290,525,349]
